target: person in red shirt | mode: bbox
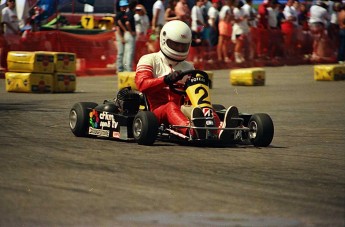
[257,0,270,29]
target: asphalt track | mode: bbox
[0,65,344,227]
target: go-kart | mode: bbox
[69,69,274,147]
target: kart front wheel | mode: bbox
[248,113,274,147]
[69,102,98,137]
[133,111,159,145]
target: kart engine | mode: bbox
[115,87,141,114]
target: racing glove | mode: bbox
[164,70,183,85]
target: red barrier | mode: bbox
[1,30,117,75]
[0,27,338,76]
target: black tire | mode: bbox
[132,111,159,145]
[248,113,274,147]
[69,102,98,137]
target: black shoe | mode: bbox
[191,107,206,139]
[219,106,239,141]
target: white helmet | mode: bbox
[160,20,192,62]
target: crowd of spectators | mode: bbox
[121,0,345,71]
[1,0,345,72]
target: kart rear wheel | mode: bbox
[69,102,98,137]
[133,111,159,145]
[248,113,274,147]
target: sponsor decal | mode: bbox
[113,131,120,138]
[89,109,100,128]
[99,111,119,128]
[89,127,109,137]
[190,77,206,84]
[89,111,119,129]
[206,120,214,126]
[202,108,213,117]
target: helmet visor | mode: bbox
[166,39,190,52]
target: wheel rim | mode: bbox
[249,120,258,139]
[69,110,77,129]
[133,118,143,138]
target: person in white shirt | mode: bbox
[191,0,205,33]
[242,0,257,27]
[283,0,298,27]
[190,0,206,62]
[282,0,299,57]
[152,0,166,37]
[1,0,19,35]
[328,2,341,43]
[207,0,220,47]
[232,0,249,63]
[267,0,279,29]
[1,0,21,51]
[134,4,150,39]
[309,0,331,60]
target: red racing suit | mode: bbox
[135,51,221,135]
[135,51,194,134]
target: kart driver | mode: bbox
[135,20,239,140]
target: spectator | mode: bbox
[134,4,150,39]
[1,0,20,35]
[133,3,149,64]
[190,0,206,62]
[243,0,257,28]
[267,0,284,58]
[257,0,270,29]
[115,0,137,72]
[201,0,212,23]
[256,0,270,59]
[152,0,166,39]
[217,0,233,63]
[175,0,191,26]
[276,3,286,29]
[282,0,299,57]
[1,0,20,53]
[165,0,179,22]
[242,0,256,60]
[284,0,299,26]
[337,3,345,63]
[232,0,249,63]
[268,0,279,29]
[309,0,330,60]
[207,0,220,48]
[298,2,309,31]
[328,1,341,43]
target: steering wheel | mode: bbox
[169,69,209,95]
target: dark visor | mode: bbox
[166,39,190,52]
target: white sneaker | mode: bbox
[219,106,239,141]
[191,107,206,139]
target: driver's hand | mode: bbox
[164,70,183,85]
